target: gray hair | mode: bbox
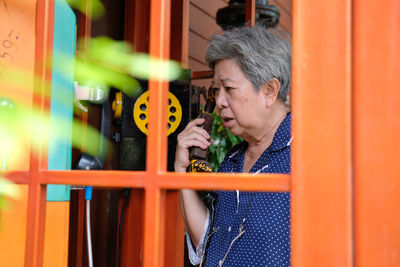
[205,25,291,102]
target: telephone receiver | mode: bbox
[74,100,110,170]
[186,86,216,172]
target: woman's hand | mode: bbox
[174,118,212,172]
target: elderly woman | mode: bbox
[175,25,291,266]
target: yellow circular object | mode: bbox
[112,91,123,118]
[133,91,182,136]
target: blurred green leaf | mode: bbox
[65,0,105,20]
[0,178,20,199]
[0,98,107,169]
[129,53,182,81]
[74,37,182,97]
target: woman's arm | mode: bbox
[179,190,208,246]
[175,118,211,246]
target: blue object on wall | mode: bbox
[47,0,76,201]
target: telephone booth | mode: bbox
[0,0,399,266]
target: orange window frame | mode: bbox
[3,0,400,266]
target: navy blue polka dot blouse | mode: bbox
[196,113,291,267]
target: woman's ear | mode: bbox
[262,78,281,107]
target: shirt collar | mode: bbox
[228,142,246,163]
[268,112,292,152]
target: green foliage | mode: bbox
[65,0,105,20]
[74,37,183,97]
[0,178,20,200]
[0,34,183,217]
[0,36,183,167]
[207,113,242,171]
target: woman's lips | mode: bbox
[223,117,234,127]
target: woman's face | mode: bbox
[213,58,267,140]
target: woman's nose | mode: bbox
[215,89,228,109]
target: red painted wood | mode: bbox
[291,0,353,266]
[353,0,400,266]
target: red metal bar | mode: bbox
[25,182,47,267]
[291,0,353,266]
[160,172,290,191]
[144,0,171,266]
[35,170,289,191]
[3,171,30,184]
[1,169,290,190]
[246,0,255,26]
[39,170,146,187]
[353,1,400,266]
[24,0,55,266]
[147,0,170,175]
[143,186,166,267]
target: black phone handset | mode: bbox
[186,86,216,172]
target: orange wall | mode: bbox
[0,186,29,267]
[0,1,35,265]
[0,188,69,267]
[0,1,69,266]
